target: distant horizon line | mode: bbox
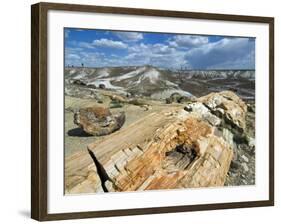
[64,65,255,71]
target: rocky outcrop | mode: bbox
[65,91,253,193]
[166,92,196,104]
[74,106,125,136]
[198,91,247,132]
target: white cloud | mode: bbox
[127,43,189,68]
[115,32,143,42]
[65,47,83,53]
[151,43,176,54]
[65,51,81,66]
[129,43,175,54]
[185,37,255,69]
[78,42,95,49]
[92,38,127,49]
[67,54,80,60]
[65,48,122,67]
[65,32,254,69]
[169,35,209,48]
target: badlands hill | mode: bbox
[65,65,255,100]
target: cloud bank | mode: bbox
[65,29,255,70]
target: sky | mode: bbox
[65,28,255,70]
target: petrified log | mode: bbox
[87,108,234,192]
[65,108,179,193]
[89,113,233,192]
[65,91,247,194]
[64,150,104,194]
[198,91,247,131]
[74,106,125,136]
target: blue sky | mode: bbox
[65,28,255,70]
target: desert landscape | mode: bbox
[64,65,255,194]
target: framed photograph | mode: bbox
[31,2,274,221]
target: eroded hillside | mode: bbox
[65,66,255,100]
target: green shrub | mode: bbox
[110,102,123,108]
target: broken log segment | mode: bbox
[64,107,179,194]
[65,91,249,194]
[88,112,233,192]
[64,150,104,194]
[65,109,233,193]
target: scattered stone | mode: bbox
[238,143,255,155]
[247,103,255,113]
[99,83,106,89]
[87,84,97,89]
[169,92,182,102]
[242,179,248,185]
[230,160,240,170]
[166,93,195,104]
[72,79,86,86]
[165,97,173,104]
[74,106,125,136]
[141,105,151,111]
[241,154,249,163]
[111,95,127,103]
[247,137,255,148]
[241,163,249,172]
[110,101,123,108]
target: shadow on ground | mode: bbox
[67,127,92,137]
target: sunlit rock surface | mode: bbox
[65,91,253,194]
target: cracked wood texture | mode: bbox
[65,105,233,193]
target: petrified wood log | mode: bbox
[198,91,247,132]
[89,112,233,192]
[65,91,248,194]
[74,106,125,136]
[65,150,104,194]
[65,108,180,193]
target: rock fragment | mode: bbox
[241,163,249,172]
[74,106,125,136]
[198,91,247,132]
[241,154,249,163]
